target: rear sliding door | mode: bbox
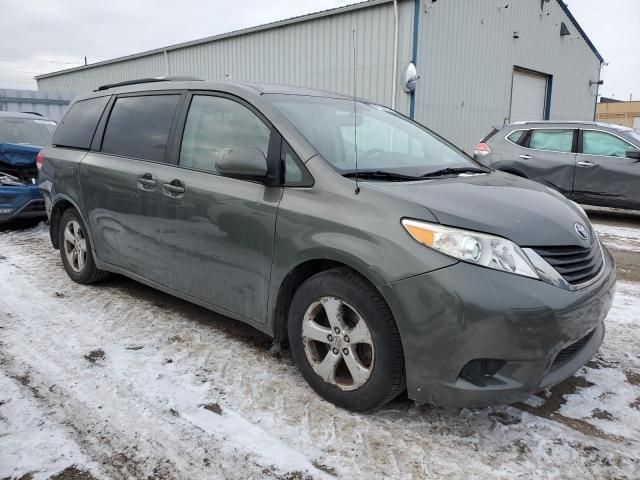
[80,92,183,283]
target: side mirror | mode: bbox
[215,147,268,178]
[626,149,640,161]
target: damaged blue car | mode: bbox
[0,112,56,223]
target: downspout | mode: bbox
[409,0,420,119]
[391,0,399,110]
[593,62,602,121]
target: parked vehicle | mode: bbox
[474,121,640,210]
[0,112,56,223]
[39,79,616,411]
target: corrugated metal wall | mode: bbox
[37,1,415,115]
[36,53,167,97]
[36,0,602,151]
[0,89,72,121]
[415,0,602,152]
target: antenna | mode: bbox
[352,29,360,195]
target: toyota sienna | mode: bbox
[39,79,616,411]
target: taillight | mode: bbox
[473,143,491,156]
[36,152,45,169]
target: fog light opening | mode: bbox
[459,359,506,386]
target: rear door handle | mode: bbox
[163,180,185,196]
[137,173,157,189]
[577,161,595,168]
[519,154,533,160]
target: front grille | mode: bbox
[533,242,603,286]
[552,329,595,369]
[21,200,45,213]
[0,161,38,183]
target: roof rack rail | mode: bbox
[21,111,45,117]
[95,76,204,92]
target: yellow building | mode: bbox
[597,98,640,132]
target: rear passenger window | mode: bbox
[180,95,270,173]
[102,95,180,162]
[530,129,573,153]
[582,131,630,158]
[52,96,109,149]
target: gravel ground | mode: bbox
[0,210,639,480]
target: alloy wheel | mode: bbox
[63,220,87,273]
[301,296,375,391]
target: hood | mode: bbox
[364,171,593,248]
[0,143,40,166]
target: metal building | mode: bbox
[0,89,72,121]
[35,0,603,152]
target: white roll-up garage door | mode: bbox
[510,69,548,123]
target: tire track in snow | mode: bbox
[0,263,330,479]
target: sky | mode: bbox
[0,0,638,100]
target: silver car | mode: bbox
[474,121,640,210]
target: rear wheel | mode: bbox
[288,268,405,411]
[59,209,109,284]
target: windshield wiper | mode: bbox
[342,170,422,181]
[420,167,488,178]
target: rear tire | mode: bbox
[58,209,110,284]
[288,267,405,411]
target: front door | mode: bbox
[156,93,282,323]
[573,129,640,209]
[80,93,182,283]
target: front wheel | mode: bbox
[288,268,405,411]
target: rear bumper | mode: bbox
[381,247,616,408]
[0,184,46,222]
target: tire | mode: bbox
[288,267,405,411]
[58,208,110,284]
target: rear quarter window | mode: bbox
[52,96,110,149]
[101,95,180,162]
[506,130,526,144]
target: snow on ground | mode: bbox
[0,223,639,479]
[593,223,640,253]
[0,372,103,480]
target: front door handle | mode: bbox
[137,173,157,189]
[577,161,595,168]
[519,154,533,160]
[163,180,185,196]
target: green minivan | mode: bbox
[39,79,616,411]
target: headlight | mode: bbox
[402,219,539,279]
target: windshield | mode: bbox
[267,94,476,176]
[0,117,56,146]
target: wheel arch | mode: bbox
[49,194,92,250]
[270,256,398,348]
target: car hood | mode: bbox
[0,142,40,166]
[364,171,593,248]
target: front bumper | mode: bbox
[381,247,616,408]
[0,184,46,223]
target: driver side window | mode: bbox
[180,95,271,173]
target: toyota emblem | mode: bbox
[574,223,589,241]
